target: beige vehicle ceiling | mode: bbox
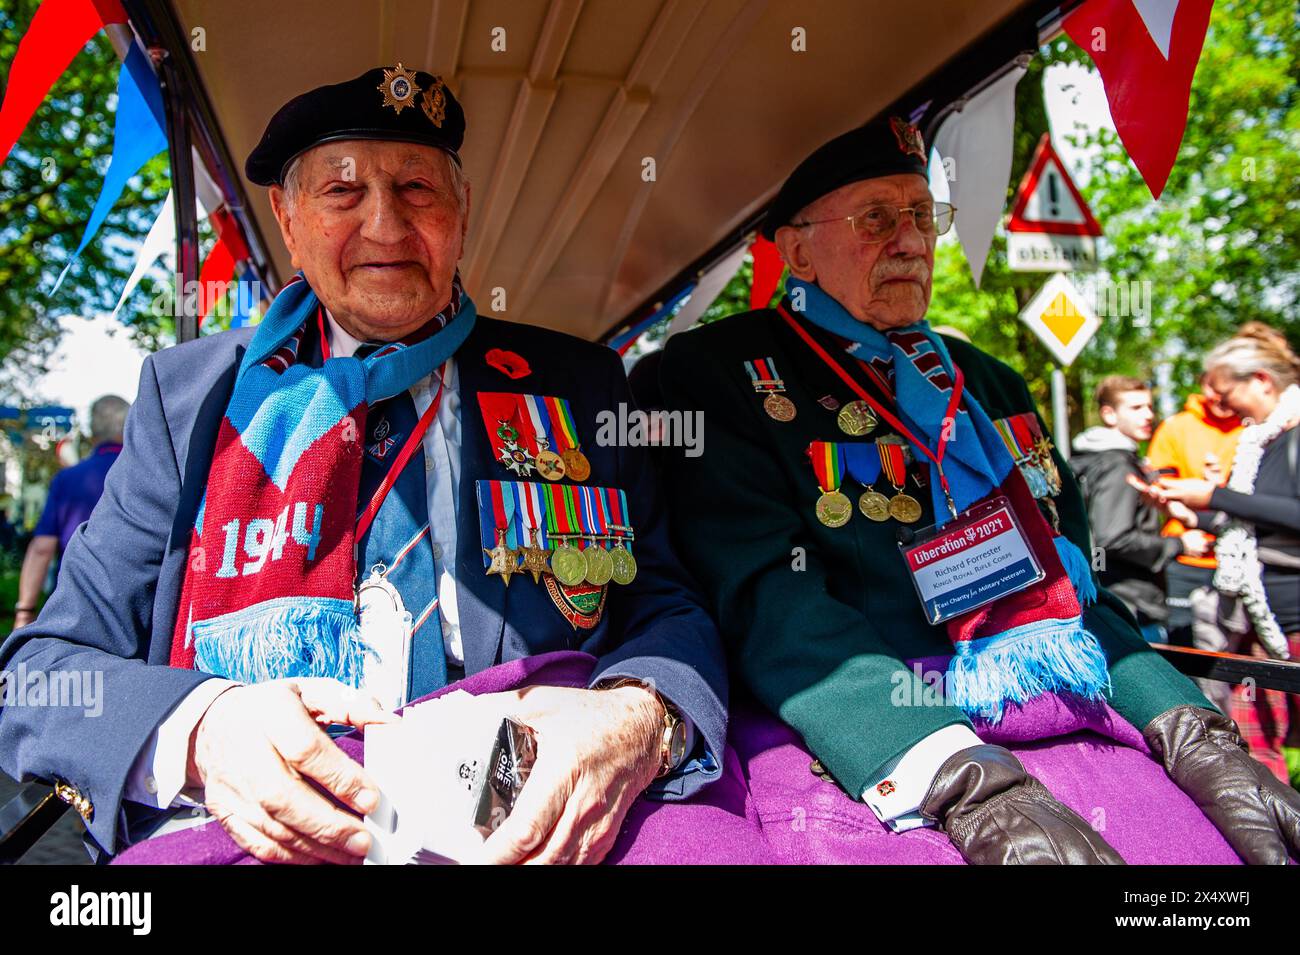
[177,0,1032,341]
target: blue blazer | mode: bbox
[0,316,727,855]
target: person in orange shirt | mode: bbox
[1146,378,1243,649]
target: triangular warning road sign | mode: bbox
[1008,133,1102,237]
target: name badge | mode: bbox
[899,496,1044,624]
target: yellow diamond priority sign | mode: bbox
[1018,273,1099,367]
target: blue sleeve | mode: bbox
[586,348,728,800]
[31,471,64,539]
[0,356,220,855]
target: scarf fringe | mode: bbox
[947,619,1110,723]
[192,598,369,686]
[1053,536,1098,606]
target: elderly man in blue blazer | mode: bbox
[0,66,725,865]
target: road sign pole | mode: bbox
[1051,366,1070,462]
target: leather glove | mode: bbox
[919,744,1125,865]
[1143,705,1300,865]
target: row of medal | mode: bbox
[478,392,592,482]
[746,356,884,437]
[808,438,928,528]
[477,479,637,587]
[992,411,1062,500]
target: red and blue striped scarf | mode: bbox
[169,275,476,685]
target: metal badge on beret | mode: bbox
[378,63,420,115]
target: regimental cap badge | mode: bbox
[422,76,448,128]
[378,63,421,115]
[889,116,926,161]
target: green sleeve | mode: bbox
[659,331,971,797]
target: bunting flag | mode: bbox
[1065,0,1213,198]
[197,207,252,324]
[111,188,173,319]
[931,65,1025,288]
[748,235,784,310]
[666,243,748,337]
[0,0,128,163]
[53,42,168,291]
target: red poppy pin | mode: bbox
[486,348,531,379]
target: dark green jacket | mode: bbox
[659,306,1210,800]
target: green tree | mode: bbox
[0,0,172,400]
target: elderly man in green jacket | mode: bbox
[659,116,1300,865]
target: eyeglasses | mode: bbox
[793,201,956,243]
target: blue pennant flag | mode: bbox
[53,44,167,292]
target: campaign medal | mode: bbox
[582,542,614,586]
[878,441,921,523]
[538,395,590,481]
[610,540,638,585]
[521,395,567,481]
[745,358,796,422]
[843,442,889,522]
[606,488,638,585]
[550,539,586,586]
[809,441,851,527]
[482,528,522,586]
[518,527,551,584]
[837,400,878,437]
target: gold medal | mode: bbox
[582,543,614,586]
[837,400,878,437]
[764,393,796,421]
[535,448,566,481]
[561,448,591,481]
[482,528,521,586]
[858,490,891,522]
[888,492,923,524]
[815,490,852,528]
[550,540,586,586]
[519,528,552,584]
[610,541,638,585]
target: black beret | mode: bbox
[761,115,930,239]
[245,64,466,186]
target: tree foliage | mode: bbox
[0,0,171,401]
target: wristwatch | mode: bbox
[596,677,689,777]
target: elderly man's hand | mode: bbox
[477,685,664,865]
[188,678,396,865]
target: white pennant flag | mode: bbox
[111,189,175,320]
[1132,0,1179,60]
[111,189,214,320]
[666,243,750,337]
[932,65,1026,289]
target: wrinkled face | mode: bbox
[268,140,469,341]
[774,173,935,330]
[1100,389,1155,441]
[1204,368,1277,423]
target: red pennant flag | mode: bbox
[197,208,250,324]
[0,0,129,163]
[1065,0,1213,198]
[748,235,783,311]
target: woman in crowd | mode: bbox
[1139,323,1300,785]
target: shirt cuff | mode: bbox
[862,724,983,833]
[123,679,241,809]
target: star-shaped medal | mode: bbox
[519,528,552,585]
[482,528,521,586]
[377,63,421,115]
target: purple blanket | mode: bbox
[113,651,1243,865]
